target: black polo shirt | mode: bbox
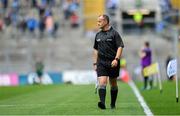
[93,27,124,61]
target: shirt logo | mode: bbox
[106,38,112,41]
[97,39,101,42]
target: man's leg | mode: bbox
[149,76,153,89]
[144,76,148,89]
[98,76,108,109]
[109,78,118,109]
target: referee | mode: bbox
[93,14,124,109]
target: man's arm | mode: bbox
[139,48,146,58]
[115,47,123,59]
[140,52,146,58]
[111,47,123,67]
[93,49,98,63]
[93,49,98,70]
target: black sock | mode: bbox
[144,77,148,89]
[98,86,106,104]
[111,86,118,107]
[150,80,153,88]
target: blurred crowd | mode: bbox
[159,0,179,24]
[0,0,80,38]
[0,0,178,39]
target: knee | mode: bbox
[110,80,117,87]
[99,77,108,85]
[99,85,106,89]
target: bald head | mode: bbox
[97,14,110,30]
[98,14,110,24]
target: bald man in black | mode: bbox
[93,14,124,109]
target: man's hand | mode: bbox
[111,59,118,67]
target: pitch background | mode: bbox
[0,82,144,115]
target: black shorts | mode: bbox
[96,60,120,78]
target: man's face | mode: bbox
[97,16,107,29]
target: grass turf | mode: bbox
[135,80,180,115]
[0,82,144,115]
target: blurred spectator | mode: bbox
[4,11,11,26]
[41,0,47,6]
[1,0,8,10]
[28,60,53,85]
[10,0,20,26]
[47,0,56,7]
[106,0,118,16]
[62,0,72,20]
[139,41,153,90]
[159,0,172,13]
[35,60,44,84]
[45,12,54,37]
[159,0,178,24]
[70,12,79,28]
[0,0,81,39]
[18,17,27,33]
[68,0,78,13]
[52,21,59,38]
[41,0,55,7]
[38,4,46,17]
[27,16,37,34]
[38,15,46,38]
[133,10,143,26]
[11,0,20,13]
[62,0,79,20]
[31,0,38,8]
[74,0,80,6]
[0,17,4,31]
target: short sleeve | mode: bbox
[115,31,124,48]
[93,34,98,50]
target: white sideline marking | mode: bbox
[128,80,154,116]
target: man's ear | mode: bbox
[105,20,108,26]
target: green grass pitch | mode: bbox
[0,82,144,115]
[136,80,180,115]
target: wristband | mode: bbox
[93,63,97,65]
